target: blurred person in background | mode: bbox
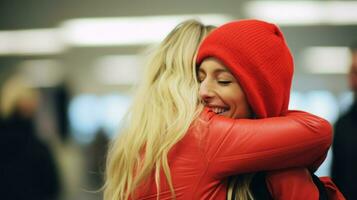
[43,83,84,200]
[0,75,60,200]
[87,128,109,191]
[331,42,357,199]
[104,20,339,200]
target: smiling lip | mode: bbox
[206,105,229,114]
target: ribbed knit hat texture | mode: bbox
[196,19,294,118]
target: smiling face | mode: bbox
[198,58,253,119]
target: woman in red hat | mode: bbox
[104,19,339,200]
[196,19,344,200]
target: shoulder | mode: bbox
[195,109,236,135]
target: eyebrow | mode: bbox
[198,68,230,74]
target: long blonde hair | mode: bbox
[104,20,214,200]
[104,19,255,200]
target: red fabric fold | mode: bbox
[320,177,346,200]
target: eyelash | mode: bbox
[218,80,232,85]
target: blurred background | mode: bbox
[0,0,356,199]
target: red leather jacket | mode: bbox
[133,109,332,199]
[266,168,345,200]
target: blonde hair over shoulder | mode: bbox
[104,20,214,200]
[104,19,255,200]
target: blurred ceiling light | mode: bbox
[93,55,142,85]
[18,59,64,87]
[61,14,231,46]
[0,29,65,56]
[245,1,357,25]
[0,14,231,55]
[302,47,350,74]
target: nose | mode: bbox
[199,79,215,103]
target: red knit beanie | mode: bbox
[196,19,294,118]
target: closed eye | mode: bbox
[218,80,232,85]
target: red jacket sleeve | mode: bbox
[201,110,332,178]
[319,177,346,200]
[266,168,319,200]
[266,170,346,200]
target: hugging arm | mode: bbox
[203,110,332,178]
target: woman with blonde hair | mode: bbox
[104,20,334,200]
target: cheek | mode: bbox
[233,96,251,117]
